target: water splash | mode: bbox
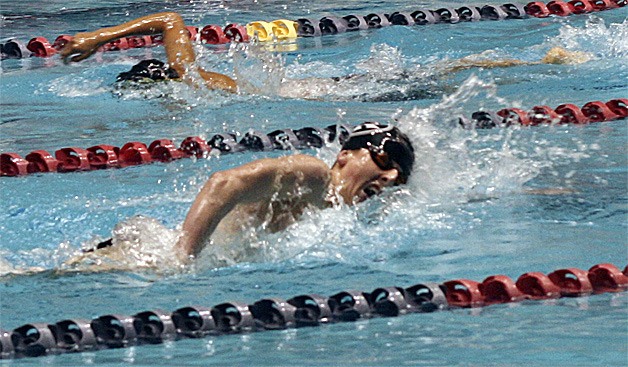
[42,74,109,97]
[60,215,183,274]
[398,76,537,203]
[231,42,286,96]
[229,75,595,268]
[279,43,441,101]
[550,16,628,59]
[354,43,406,76]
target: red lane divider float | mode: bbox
[461,97,626,128]
[0,123,351,177]
[0,137,210,177]
[1,98,626,177]
[0,263,625,359]
[2,1,625,59]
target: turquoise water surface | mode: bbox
[1,1,627,366]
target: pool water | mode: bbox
[1,1,627,365]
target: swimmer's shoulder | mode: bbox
[255,154,330,201]
[275,154,331,180]
[230,154,330,196]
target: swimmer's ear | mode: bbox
[336,150,350,168]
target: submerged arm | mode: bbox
[59,12,236,91]
[174,155,330,261]
[440,47,592,73]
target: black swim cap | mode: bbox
[116,59,179,83]
[342,122,415,181]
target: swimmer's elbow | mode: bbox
[174,235,197,262]
[207,170,235,189]
[164,12,184,21]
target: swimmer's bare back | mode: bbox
[60,12,237,92]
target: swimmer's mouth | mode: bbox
[364,186,379,198]
[359,183,382,202]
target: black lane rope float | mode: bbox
[1,1,625,59]
[1,263,626,359]
[1,98,625,177]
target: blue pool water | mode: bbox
[1,1,627,365]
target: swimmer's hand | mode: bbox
[59,31,103,63]
[541,47,592,65]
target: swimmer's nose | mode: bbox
[379,168,399,187]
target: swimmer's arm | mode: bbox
[60,12,236,92]
[440,47,591,73]
[175,155,330,260]
[524,187,576,195]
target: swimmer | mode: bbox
[59,12,592,98]
[176,122,414,261]
[85,122,414,263]
[60,12,237,91]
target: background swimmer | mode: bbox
[61,12,237,91]
[60,12,592,100]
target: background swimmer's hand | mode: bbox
[59,32,103,63]
[541,47,592,65]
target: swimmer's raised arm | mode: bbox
[175,154,330,261]
[60,12,236,92]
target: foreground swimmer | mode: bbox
[85,123,414,263]
[174,122,414,261]
[59,12,591,96]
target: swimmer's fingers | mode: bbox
[59,33,101,64]
[60,46,96,64]
[69,52,95,63]
[59,47,86,64]
[541,47,592,65]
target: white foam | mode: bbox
[550,16,628,59]
[60,215,184,274]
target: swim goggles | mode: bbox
[342,122,415,185]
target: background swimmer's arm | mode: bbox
[440,47,592,73]
[60,12,236,92]
[175,155,330,260]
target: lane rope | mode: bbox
[1,98,625,177]
[1,1,625,59]
[1,262,626,359]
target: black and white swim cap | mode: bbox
[116,59,179,83]
[342,122,415,181]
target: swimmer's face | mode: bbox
[334,148,401,204]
